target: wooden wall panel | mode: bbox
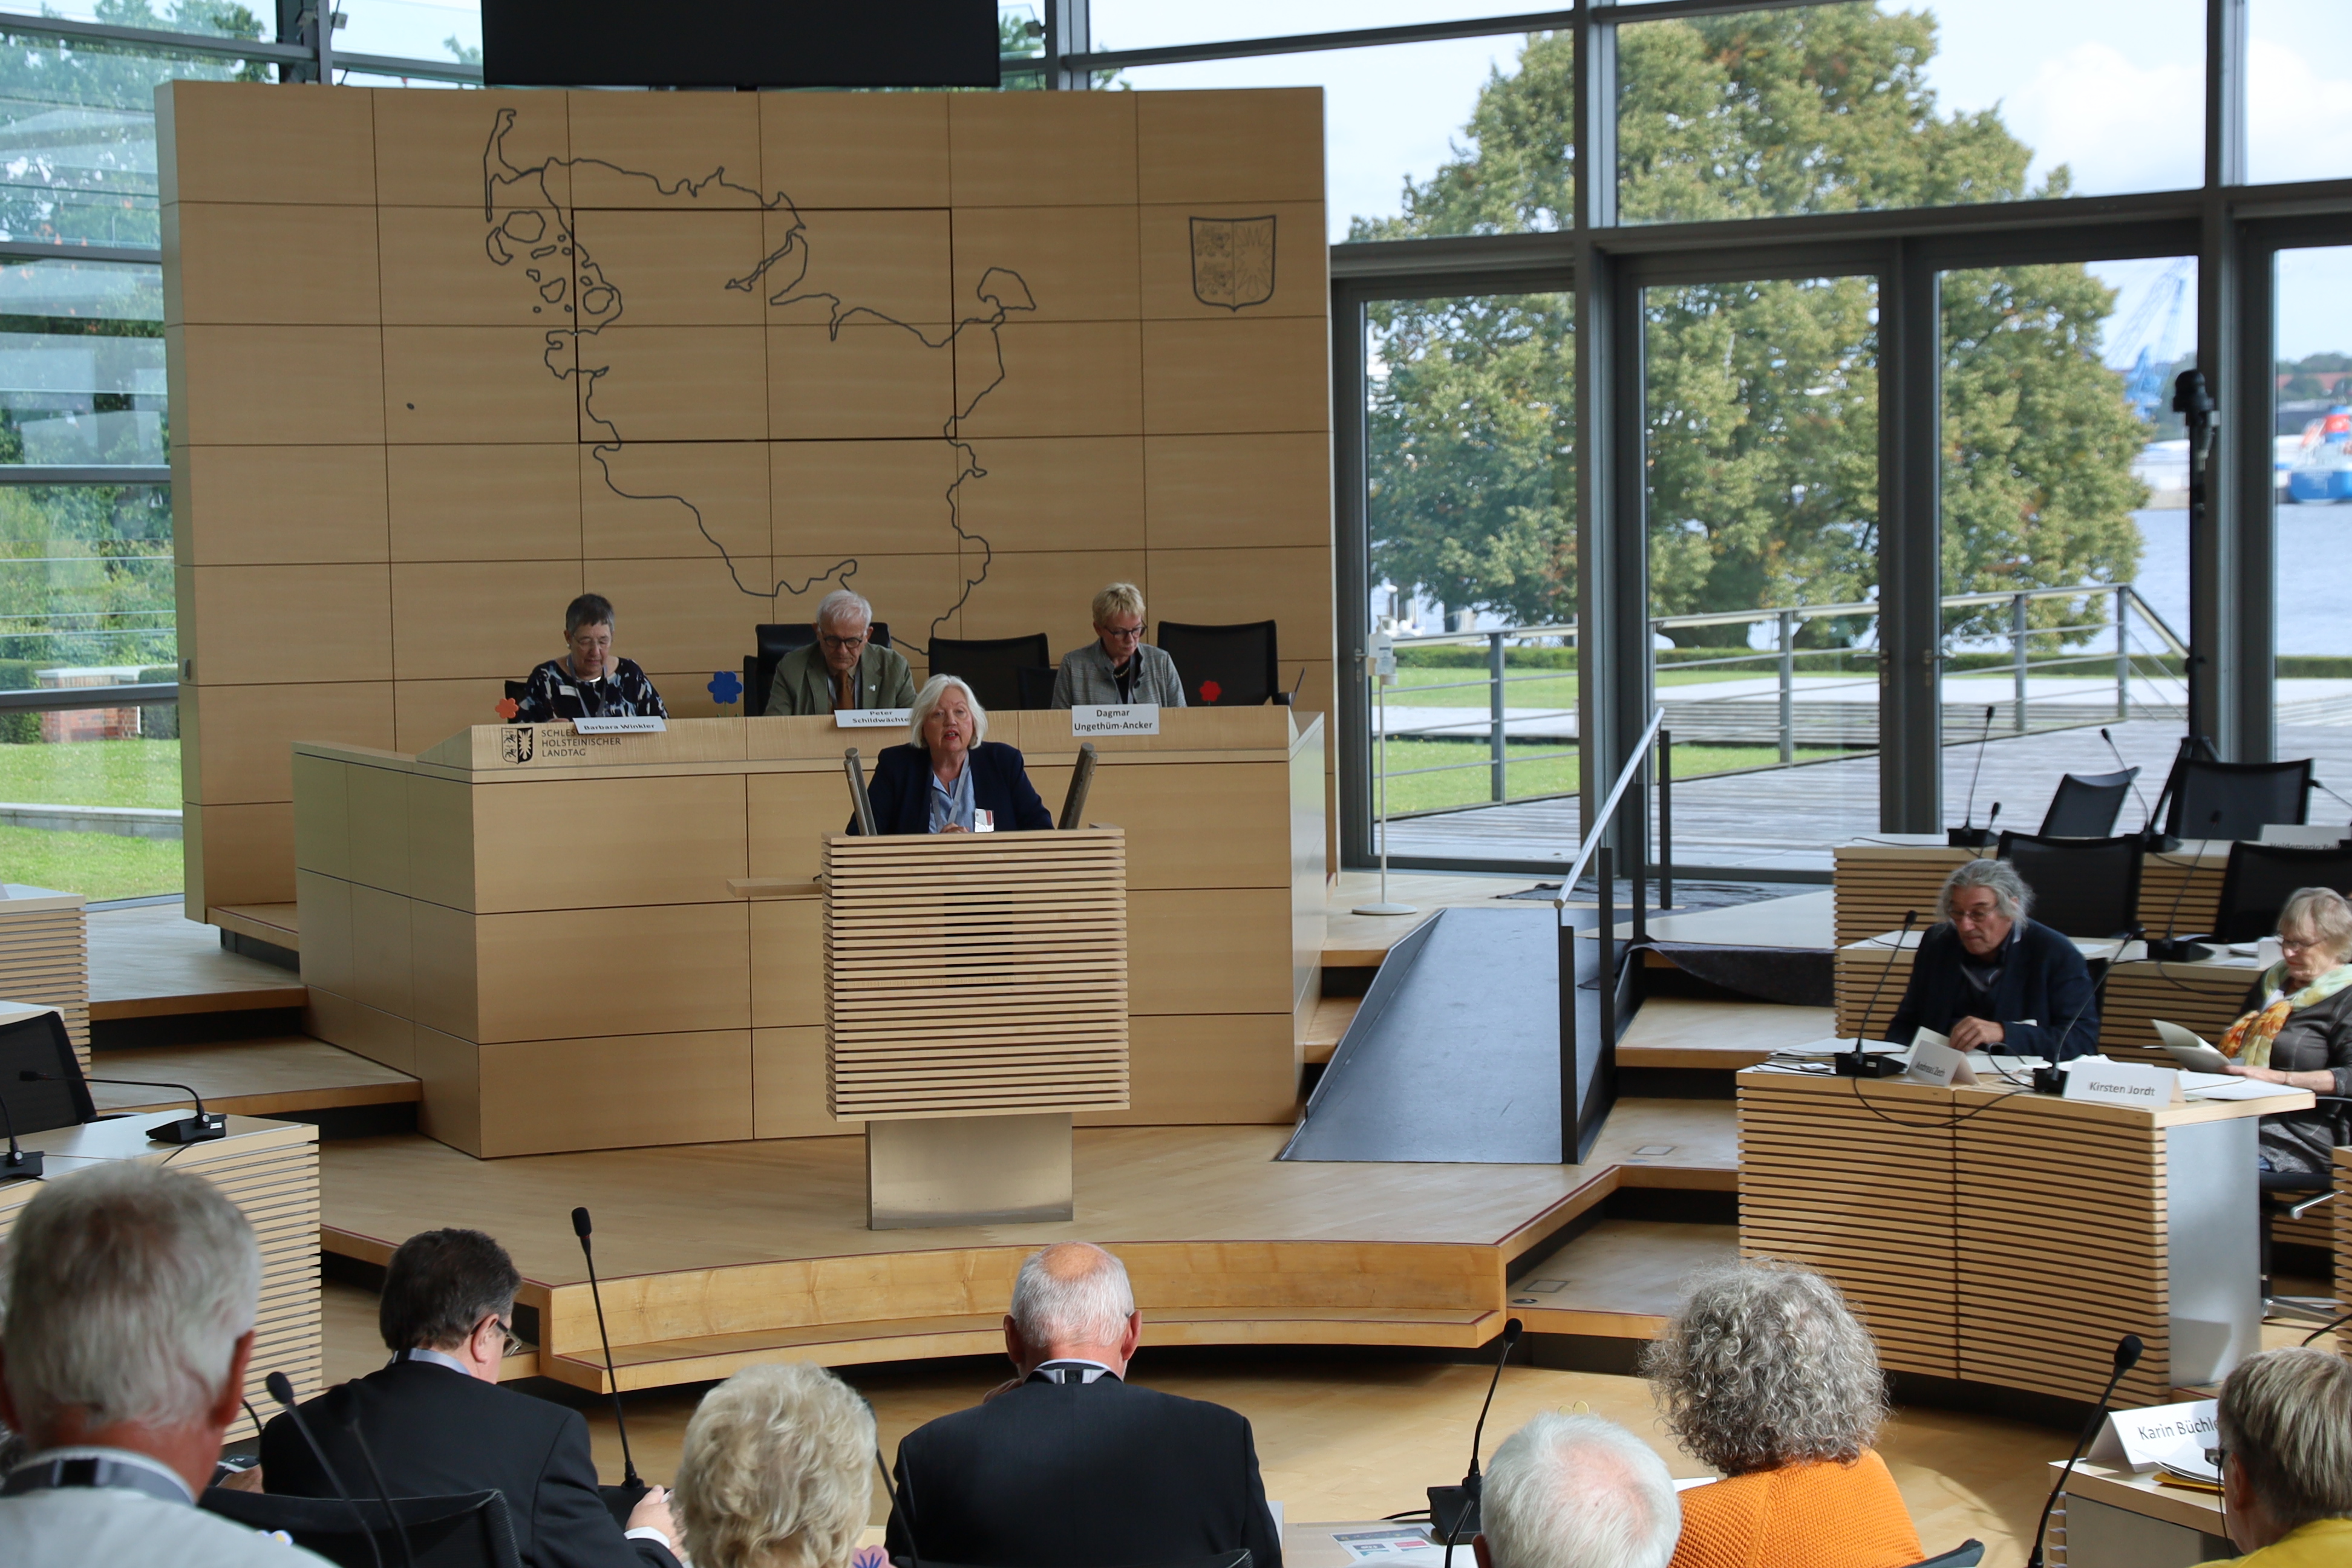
[563,92,762,208]
[1136,90,1324,206]
[747,773,857,882]
[750,898,823,1029]
[471,774,747,912]
[291,756,350,881]
[411,1023,481,1154]
[476,1031,754,1157]
[168,203,379,325]
[1145,433,1332,552]
[1148,546,1336,670]
[178,445,389,566]
[953,437,1144,554]
[766,440,967,556]
[768,324,955,440]
[1139,203,1326,321]
[394,680,511,754]
[374,88,568,207]
[948,94,1137,207]
[754,1025,851,1138]
[171,326,386,445]
[379,206,570,327]
[391,562,583,682]
[160,82,376,206]
[307,985,414,1074]
[343,764,412,895]
[1129,888,1295,1016]
[191,803,296,905]
[577,558,776,676]
[1079,1013,1297,1126]
[580,326,769,443]
[963,549,1147,652]
[768,209,955,327]
[384,327,581,445]
[472,904,751,1042]
[390,444,583,563]
[294,869,353,995]
[760,94,949,209]
[349,885,414,1017]
[584,441,768,561]
[186,565,391,686]
[567,211,767,327]
[952,207,1142,324]
[408,897,480,1042]
[1143,318,1331,435]
[959,322,1144,440]
[194,684,393,805]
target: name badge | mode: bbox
[573,716,665,734]
[1905,1030,1977,1088]
[2088,1399,2219,1474]
[1071,704,1160,736]
[835,708,910,728]
[2062,1057,2184,1108]
[973,808,995,834]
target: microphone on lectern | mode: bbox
[1428,1318,1523,1562]
[2027,1335,2144,1568]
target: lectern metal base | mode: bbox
[865,1112,1074,1229]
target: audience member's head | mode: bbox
[0,1162,261,1491]
[1004,1243,1139,1374]
[1475,1412,1680,1568]
[378,1227,522,1380]
[675,1362,874,1568]
[1643,1259,1884,1477]
[2215,1345,2352,1552]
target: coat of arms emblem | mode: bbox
[1190,216,1277,311]
[501,727,534,764]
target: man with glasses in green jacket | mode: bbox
[768,588,917,716]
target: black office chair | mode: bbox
[2210,841,2352,942]
[1016,665,1059,710]
[2166,756,2313,841]
[203,1487,520,1568]
[1896,1543,1984,1568]
[1998,831,2143,939]
[2039,768,2138,837]
[927,633,1050,713]
[742,621,890,717]
[1157,619,1282,707]
[2260,1152,2349,1324]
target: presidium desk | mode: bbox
[289,708,1325,1158]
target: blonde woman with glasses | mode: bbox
[2220,886,2352,1180]
[1051,583,1185,708]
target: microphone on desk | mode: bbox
[1427,1317,1522,1566]
[1949,707,1999,847]
[22,1070,223,1144]
[2102,729,2157,834]
[2030,960,2109,1096]
[344,1402,416,1568]
[572,1206,648,1519]
[265,1369,386,1568]
[1837,912,1915,1079]
[0,1085,41,1180]
[2311,778,2352,834]
[2027,1334,2144,1568]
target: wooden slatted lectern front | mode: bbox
[825,828,1129,1229]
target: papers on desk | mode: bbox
[2155,1019,2236,1073]
[2178,1071,2305,1102]
[1332,1529,1438,1561]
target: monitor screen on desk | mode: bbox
[0,1007,93,1135]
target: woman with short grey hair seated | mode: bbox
[2219,886,2352,1181]
[2200,1345,2352,1563]
[1882,855,2099,1060]
[1051,583,1186,709]
[1642,1261,1923,1568]
[674,1362,875,1568]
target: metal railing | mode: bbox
[1371,581,2192,817]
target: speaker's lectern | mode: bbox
[823,828,1128,1229]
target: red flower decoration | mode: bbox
[494,696,520,720]
[1200,679,1223,704]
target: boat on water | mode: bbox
[2287,406,2352,503]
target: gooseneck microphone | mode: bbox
[23,1070,223,1144]
[265,1369,385,1568]
[570,1206,645,1501]
[2030,961,2108,1095]
[1949,707,1998,847]
[2027,1334,2144,1568]
[2102,729,2156,832]
[1429,1317,1523,1566]
[345,1413,416,1568]
[1838,912,1916,1079]
[0,1086,40,1180]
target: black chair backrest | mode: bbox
[745,621,890,717]
[203,1487,520,1568]
[928,634,1050,713]
[2040,767,2138,837]
[2213,841,2352,941]
[1898,1542,1984,1568]
[1998,831,2144,938]
[1157,619,1279,707]
[1015,664,1059,711]
[2168,757,2312,840]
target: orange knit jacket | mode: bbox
[1668,1449,1925,1568]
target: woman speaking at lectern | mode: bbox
[857,675,1052,835]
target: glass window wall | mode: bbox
[2271,244,2352,795]
[2249,0,2352,187]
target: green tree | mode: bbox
[1359,9,2148,647]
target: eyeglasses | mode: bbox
[479,1315,525,1359]
[819,633,867,652]
[1098,623,1144,642]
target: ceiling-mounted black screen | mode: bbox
[481,0,1001,90]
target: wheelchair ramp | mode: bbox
[1281,906,1610,1165]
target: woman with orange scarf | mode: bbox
[2220,886,2352,1180]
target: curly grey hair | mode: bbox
[1938,856,2030,923]
[1641,1259,1886,1476]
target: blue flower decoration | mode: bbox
[708,669,743,705]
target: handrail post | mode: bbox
[1488,629,1507,803]
[1658,727,1673,910]
[2115,584,2130,720]
[1597,846,1616,1057]
[1558,904,1576,1163]
[1777,609,1795,765]
[2011,591,2029,734]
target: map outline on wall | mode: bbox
[481,105,1036,654]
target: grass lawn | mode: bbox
[0,739,181,809]
[0,823,182,900]
[1373,738,1858,815]
[1381,661,1872,708]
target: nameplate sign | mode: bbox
[572,716,665,734]
[1071,704,1160,736]
[834,708,910,728]
[2063,1057,2185,1108]
[1905,1031,1978,1088]
[2087,1399,2218,1474]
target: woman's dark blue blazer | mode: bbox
[853,741,1054,835]
[1884,916,2100,1062]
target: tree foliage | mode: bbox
[1359,8,2148,647]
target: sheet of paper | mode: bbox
[2182,1076,2305,1101]
[2155,1019,2235,1072]
[1331,1528,1439,1561]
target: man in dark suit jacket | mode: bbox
[885,1242,1282,1568]
[261,1229,679,1568]
[1884,857,2099,1062]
